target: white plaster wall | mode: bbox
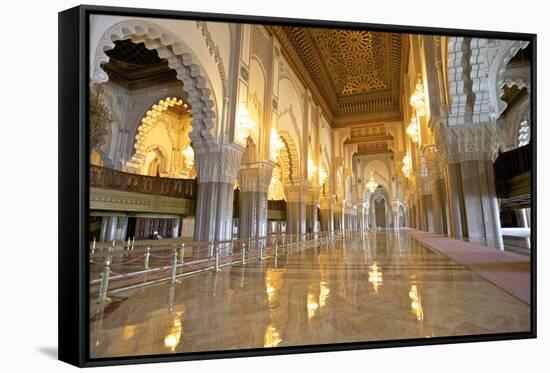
[247,57,266,147]
[276,76,304,166]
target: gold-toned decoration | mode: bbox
[366,172,378,193]
[409,75,426,117]
[181,145,194,169]
[402,152,412,178]
[308,158,318,179]
[90,85,114,149]
[270,128,284,161]
[406,114,420,143]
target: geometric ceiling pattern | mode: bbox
[102,40,178,90]
[310,29,387,95]
[268,26,408,127]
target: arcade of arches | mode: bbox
[88,15,532,356]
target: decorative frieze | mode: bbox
[195,21,228,93]
[90,187,194,215]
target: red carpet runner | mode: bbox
[409,230,531,305]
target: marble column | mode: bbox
[285,183,308,235]
[333,201,343,232]
[194,144,243,241]
[306,187,320,233]
[445,162,465,239]
[238,161,274,239]
[100,216,118,242]
[319,196,334,232]
[515,208,529,228]
[459,159,503,247]
[425,147,448,235]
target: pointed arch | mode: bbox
[91,19,218,152]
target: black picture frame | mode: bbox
[58,4,537,367]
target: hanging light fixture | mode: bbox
[270,128,284,160]
[409,75,426,117]
[319,168,328,185]
[181,144,194,169]
[235,102,256,146]
[366,172,378,193]
[308,158,318,179]
[402,152,412,179]
[406,113,420,143]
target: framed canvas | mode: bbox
[58,4,536,367]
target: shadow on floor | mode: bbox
[37,346,58,360]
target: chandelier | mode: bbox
[319,168,328,185]
[235,102,256,146]
[366,172,378,193]
[308,158,317,179]
[406,114,420,143]
[402,152,412,178]
[270,128,284,160]
[409,75,426,117]
[181,144,194,168]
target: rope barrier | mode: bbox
[91,232,337,300]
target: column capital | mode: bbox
[238,160,275,192]
[441,124,499,164]
[423,145,445,181]
[195,143,244,184]
[284,182,309,203]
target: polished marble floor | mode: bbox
[89,230,531,358]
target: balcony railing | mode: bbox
[90,165,196,199]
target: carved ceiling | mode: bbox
[102,40,178,90]
[268,26,408,127]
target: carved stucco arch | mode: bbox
[91,19,218,153]
[143,144,170,175]
[277,130,301,184]
[126,96,189,173]
[489,40,530,118]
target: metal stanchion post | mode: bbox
[171,250,178,283]
[144,246,151,270]
[209,241,214,257]
[274,239,278,257]
[112,240,116,250]
[97,261,111,304]
[215,244,220,272]
[179,243,185,263]
[241,242,246,265]
[91,237,96,255]
[260,238,264,260]
[131,236,135,250]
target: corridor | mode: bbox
[90,231,530,358]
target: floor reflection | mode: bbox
[90,230,530,358]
